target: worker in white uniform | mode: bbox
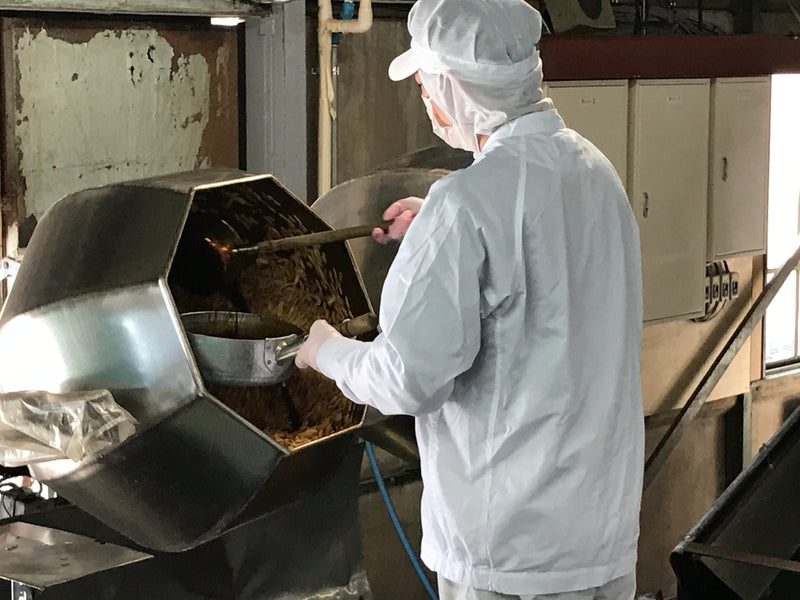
[296,0,645,598]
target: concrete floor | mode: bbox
[360,479,434,600]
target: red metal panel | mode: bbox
[541,34,800,81]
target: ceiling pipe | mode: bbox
[317,0,373,197]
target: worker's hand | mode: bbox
[295,320,342,373]
[372,196,424,243]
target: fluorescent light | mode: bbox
[210,16,244,26]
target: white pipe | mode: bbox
[331,44,339,186]
[317,0,373,197]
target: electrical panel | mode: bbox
[629,79,710,323]
[708,77,771,259]
[547,80,629,184]
[543,76,766,324]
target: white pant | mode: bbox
[436,572,636,600]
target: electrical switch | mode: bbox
[720,273,731,299]
[710,274,722,301]
[730,272,740,299]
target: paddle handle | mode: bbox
[275,313,379,362]
[233,221,391,255]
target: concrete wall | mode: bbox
[638,399,741,596]
[246,3,308,201]
[306,17,439,200]
[333,19,439,185]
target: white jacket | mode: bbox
[317,109,644,596]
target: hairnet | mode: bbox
[389,0,552,135]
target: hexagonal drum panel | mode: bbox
[0,169,373,551]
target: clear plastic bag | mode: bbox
[0,390,137,467]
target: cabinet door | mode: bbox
[708,77,771,259]
[547,80,628,185]
[629,80,710,323]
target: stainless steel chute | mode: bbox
[0,169,384,553]
[671,405,800,599]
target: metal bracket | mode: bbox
[684,542,800,574]
[11,582,36,600]
[0,257,20,282]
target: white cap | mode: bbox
[387,0,543,82]
[387,0,550,138]
[388,48,418,82]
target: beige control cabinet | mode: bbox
[628,79,711,323]
[546,80,629,185]
[708,77,771,259]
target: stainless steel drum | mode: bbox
[0,169,377,552]
[311,168,450,312]
[375,144,473,173]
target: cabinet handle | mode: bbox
[643,192,649,218]
[722,157,728,182]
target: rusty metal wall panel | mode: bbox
[1,16,239,223]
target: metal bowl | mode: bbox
[181,311,303,386]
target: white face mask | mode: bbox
[422,96,480,154]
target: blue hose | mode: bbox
[364,441,439,600]
[332,0,355,45]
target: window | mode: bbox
[765,74,800,368]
